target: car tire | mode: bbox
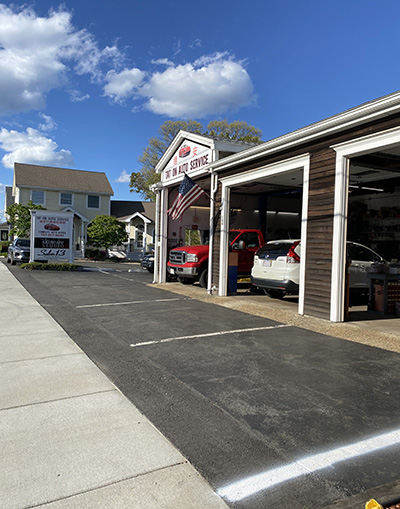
[199,269,208,289]
[177,276,193,285]
[263,288,285,299]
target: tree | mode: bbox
[206,120,262,143]
[87,215,128,250]
[6,201,45,238]
[130,119,262,200]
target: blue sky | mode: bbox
[1,0,400,218]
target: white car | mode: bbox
[251,239,385,299]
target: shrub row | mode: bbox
[21,262,82,271]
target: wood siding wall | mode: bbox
[304,149,336,319]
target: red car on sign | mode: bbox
[179,144,191,158]
[44,224,60,231]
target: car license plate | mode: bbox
[262,260,272,267]
[169,267,175,274]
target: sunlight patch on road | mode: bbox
[218,428,400,502]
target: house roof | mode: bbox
[14,163,114,195]
[111,201,155,222]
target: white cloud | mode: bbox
[0,127,74,168]
[0,4,123,116]
[104,53,255,118]
[69,90,90,102]
[142,55,255,118]
[104,68,145,102]
[38,113,57,132]
[151,58,174,67]
[115,170,131,183]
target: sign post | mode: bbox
[30,210,74,263]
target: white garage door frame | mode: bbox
[331,125,400,322]
[218,154,311,316]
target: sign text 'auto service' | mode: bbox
[163,140,212,182]
[30,210,74,263]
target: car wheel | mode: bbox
[177,276,193,285]
[199,269,208,289]
[11,254,16,265]
[263,288,285,299]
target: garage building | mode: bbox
[153,91,400,323]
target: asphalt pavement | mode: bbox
[2,259,400,509]
[0,261,228,509]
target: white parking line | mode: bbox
[77,298,182,309]
[217,427,400,502]
[130,324,290,347]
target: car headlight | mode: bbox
[186,253,198,262]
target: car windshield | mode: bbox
[16,239,30,247]
[229,232,241,244]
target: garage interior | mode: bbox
[347,146,400,319]
[225,168,304,300]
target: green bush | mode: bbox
[0,241,10,253]
[21,262,81,271]
[85,248,100,259]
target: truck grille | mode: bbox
[169,250,186,264]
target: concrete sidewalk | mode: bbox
[0,263,228,509]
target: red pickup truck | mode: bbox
[167,229,265,288]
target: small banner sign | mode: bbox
[30,210,74,263]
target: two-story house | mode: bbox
[11,162,114,257]
[111,200,155,260]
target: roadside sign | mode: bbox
[30,210,74,263]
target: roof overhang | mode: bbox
[120,211,153,224]
[61,207,89,222]
[209,90,400,174]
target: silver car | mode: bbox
[251,239,385,299]
[7,238,31,265]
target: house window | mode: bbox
[60,192,73,205]
[87,195,100,209]
[31,190,45,205]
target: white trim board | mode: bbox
[218,154,310,317]
[330,125,400,322]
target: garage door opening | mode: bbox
[219,155,310,316]
[346,147,400,321]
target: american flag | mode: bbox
[167,174,205,220]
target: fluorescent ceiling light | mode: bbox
[349,185,384,192]
[265,211,299,215]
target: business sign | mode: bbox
[163,140,212,182]
[30,210,74,262]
